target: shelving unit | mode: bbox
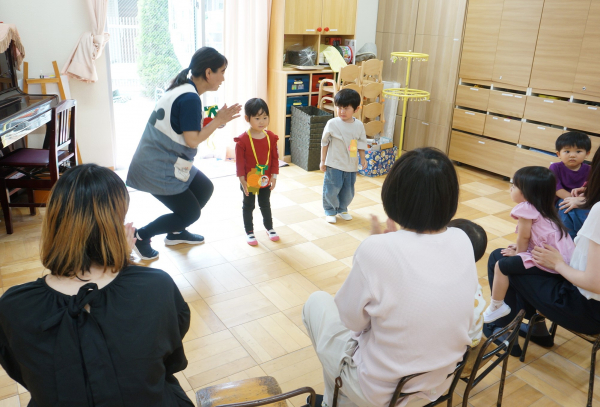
[268,0,357,162]
[449,0,600,178]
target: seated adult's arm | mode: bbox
[0,328,25,388]
[334,257,372,333]
[183,103,241,148]
[165,283,191,376]
[532,240,600,294]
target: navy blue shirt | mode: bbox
[170,79,203,134]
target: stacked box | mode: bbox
[290,106,333,171]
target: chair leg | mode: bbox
[26,189,36,215]
[588,342,599,407]
[0,184,13,234]
[520,313,542,363]
[496,355,510,407]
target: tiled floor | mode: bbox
[0,163,597,407]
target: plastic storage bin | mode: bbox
[287,75,310,94]
[285,137,291,156]
[286,95,309,114]
[290,106,333,171]
[285,117,291,135]
[311,73,334,92]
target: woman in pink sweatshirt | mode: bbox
[303,148,477,407]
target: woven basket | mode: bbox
[290,106,332,171]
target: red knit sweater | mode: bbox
[234,130,279,188]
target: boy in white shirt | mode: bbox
[320,89,368,223]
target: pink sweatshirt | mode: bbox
[335,229,477,407]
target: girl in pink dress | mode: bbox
[483,166,575,323]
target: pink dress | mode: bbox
[512,201,575,273]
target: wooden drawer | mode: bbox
[484,115,522,143]
[512,148,560,174]
[487,90,526,117]
[449,130,516,177]
[518,122,563,152]
[566,103,600,134]
[452,108,486,135]
[523,96,570,127]
[455,85,490,111]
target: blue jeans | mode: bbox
[323,167,356,216]
[557,199,589,240]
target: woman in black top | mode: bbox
[0,164,193,406]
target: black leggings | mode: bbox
[138,171,214,239]
[487,248,600,334]
[242,185,273,233]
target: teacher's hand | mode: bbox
[216,103,242,126]
[559,196,585,213]
[532,244,565,272]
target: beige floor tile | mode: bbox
[183,331,257,389]
[18,392,31,405]
[252,226,309,251]
[462,197,513,215]
[487,190,515,207]
[273,242,337,271]
[0,396,19,407]
[183,298,228,342]
[474,215,517,237]
[194,217,247,242]
[205,286,279,327]
[454,203,488,221]
[347,227,372,242]
[211,237,270,262]
[467,375,529,407]
[347,193,378,210]
[179,286,203,303]
[186,390,197,406]
[354,177,381,192]
[458,190,481,203]
[231,252,297,284]
[461,182,502,197]
[293,173,325,188]
[275,178,308,192]
[231,313,312,363]
[269,193,298,210]
[353,203,387,221]
[165,244,228,273]
[0,237,40,267]
[486,237,516,255]
[299,260,351,294]
[527,396,563,407]
[312,234,361,260]
[299,200,327,217]
[132,255,182,276]
[0,384,16,402]
[358,188,383,203]
[282,305,308,333]
[255,273,319,311]
[280,188,323,204]
[288,218,344,241]
[272,206,318,225]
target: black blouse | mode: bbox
[0,265,193,407]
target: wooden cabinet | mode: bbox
[449,131,515,177]
[512,148,560,174]
[566,103,600,134]
[452,108,486,135]
[529,0,591,92]
[455,85,490,111]
[487,90,526,117]
[492,0,544,88]
[518,122,563,152]
[285,0,356,35]
[284,0,323,34]
[573,0,600,97]
[459,0,504,81]
[523,96,570,127]
[322,0,357,35]
[483,115,522,143]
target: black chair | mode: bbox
[521,312,600,407]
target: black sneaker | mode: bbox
[133,233,159,260]
[164,230,205,246]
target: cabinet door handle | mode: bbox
[329,28,337,31]
[478,141,485,144]
[465,111,475,115]
[470,88,479,91]
[588,106,598,111]
[306,29,316,32]
[543,100,554,103]
[422,122,429,125]
[501,93,513,97]
[504,119,510,122]
[317,27,322,32]
[537,126,546,130]
[324,27,330,32]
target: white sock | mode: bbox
[490,299,505,311]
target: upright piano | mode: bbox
[0,41,57,155]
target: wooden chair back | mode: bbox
[361,82,384,102]
[45,100,77,181]
[338,64,361,87]
[360,59,383,85]
[196,377,315,407]
[364,120,384,137]
[362,102,384,123]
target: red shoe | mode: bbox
[246,232,258,246]
[266,229,280,242]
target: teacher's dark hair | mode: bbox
[41,164,131,277]
[167,47,228,91]
[583,147,600,209]
[382,147,459,233]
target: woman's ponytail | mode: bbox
[166,47,228,92]
[166,67,191,91]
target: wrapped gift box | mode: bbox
[359,146,398,177]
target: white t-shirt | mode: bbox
[572,202,600,300]
[335,228,477,407]
[321,117,368,172]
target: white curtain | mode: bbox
[222,0,272,159]
[61,0,110,83]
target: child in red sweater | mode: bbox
[235,98,280,246]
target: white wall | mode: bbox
[355,0,379,51]
[0,0,115,168]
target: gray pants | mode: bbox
[302,292,372,407]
